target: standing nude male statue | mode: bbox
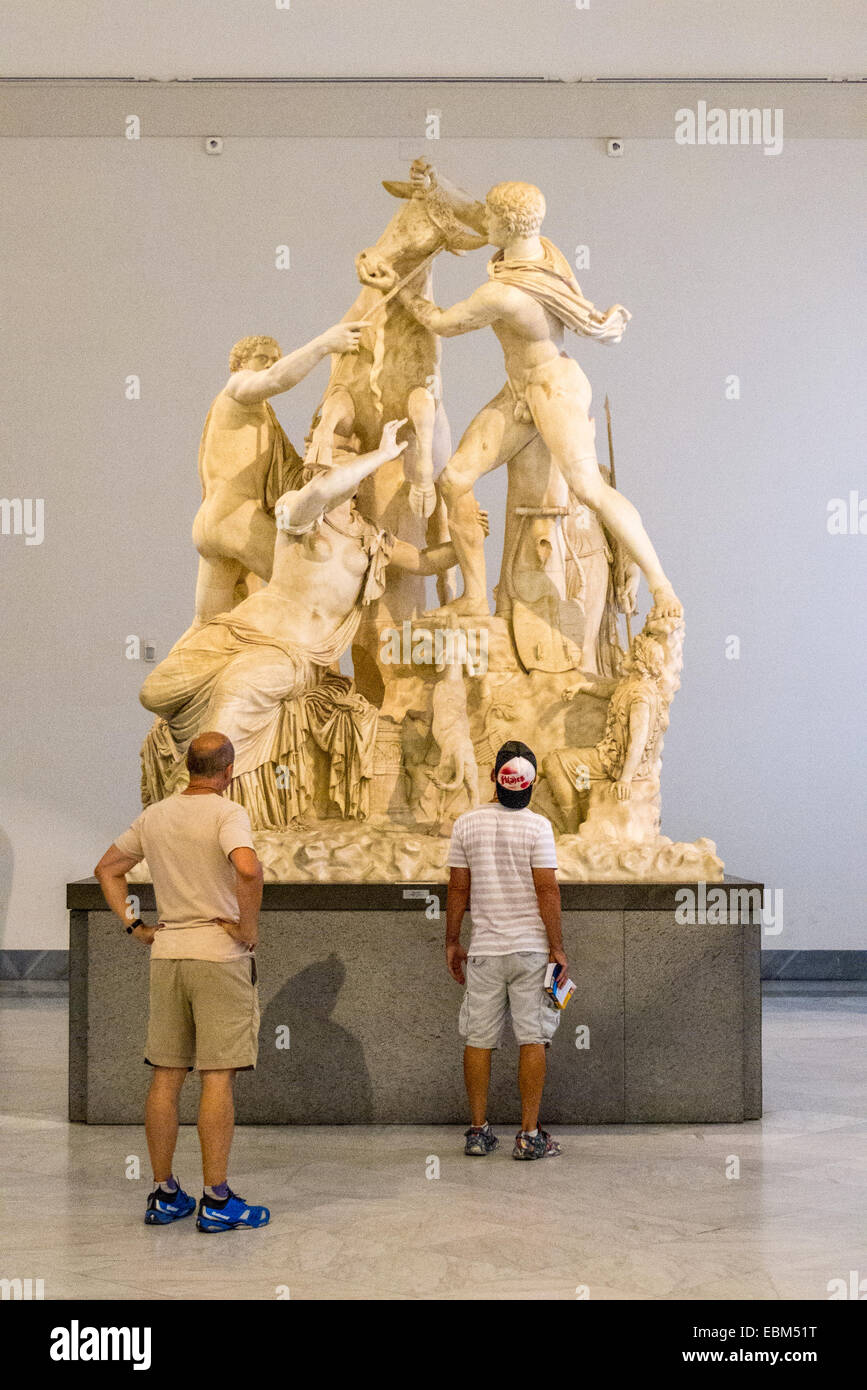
[378,165,682,622]
[191,321,364,626]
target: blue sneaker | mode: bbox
[196,1188,270,1233]
[144,1183,196,1225]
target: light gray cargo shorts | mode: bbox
[458,950,561,1049]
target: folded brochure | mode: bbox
[544,962,575,1010]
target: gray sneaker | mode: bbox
[464,1123,500,1156]
[512,1128,562,1160]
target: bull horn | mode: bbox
[382,180,415,199]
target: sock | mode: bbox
[472,1120,489,1131]
[527,1128,538,1137]
[155,1175,178,1194]
[204,1181,229,1203]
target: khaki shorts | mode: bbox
[459,951,561,1049]
[145,956,260,1071]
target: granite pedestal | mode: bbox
[67,878,762,1125]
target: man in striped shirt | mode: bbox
[446,740,568,1160]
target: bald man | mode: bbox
[94,731,270,1233]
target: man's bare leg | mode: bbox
[518,1043,546,1133]
[433,384,534,616]
[464,1045,493,1127]
[405,384,438,520]
[541,751,581,831]
[193,554,244,626]
[305,385,356,471]
[428,400,457,606]
[528,387,682,618]
[170,554,242,647]
[221,501,279,584]
[145,1066,188,1182]
[198,1068,236,1188]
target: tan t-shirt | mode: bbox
[114,793,256,962]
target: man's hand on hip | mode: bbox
[214,918,257,949]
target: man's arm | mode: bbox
[400,281,504,339]
[532,867,567,978]
[224,847,263,949]
[445,867,470,984]
[562,675,617,703]
[616,700,652,799]
[390,509,487,576]
[226,322,364,406]
[94,844,154,944]
[389,537,456,576]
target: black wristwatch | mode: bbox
[126,918,145,935]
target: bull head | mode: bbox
[382,179,489,254]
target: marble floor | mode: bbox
[1,992,865,1301]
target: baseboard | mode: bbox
[0,950,70,980]
[761,950,867,981]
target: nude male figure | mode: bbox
[378,165,681,622]
[191,321,364,626]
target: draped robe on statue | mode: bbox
[487,239,630,344]
[140,511,394,829]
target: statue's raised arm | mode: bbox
[275,419,407,536]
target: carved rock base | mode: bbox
[555,832,724,883]
[127,819,722,883]
[245,822,723,883]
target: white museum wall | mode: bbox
[0,111,864,951]
[1,0,866,80]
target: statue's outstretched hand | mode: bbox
[368,260,398,293]
[617,561,640,615]
[321,321,364,355]
[379,418,409,462]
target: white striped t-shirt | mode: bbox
[447,802,558,955]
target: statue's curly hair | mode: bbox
[631,634,667,679]
[229,335,281,372]
[485,181,547,237]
